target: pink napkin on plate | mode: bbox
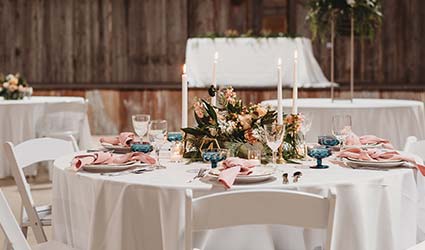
[99,132,137,147]
[71,152,156,171]
[345,133,394,149]
[218,157,258,189]
[337,148,425,175]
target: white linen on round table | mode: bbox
[0,97,92,178]
[52,154,425,250]
[261,98,425,149]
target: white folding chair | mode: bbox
[3,137,78,243]
[185,189,336,250]
[404,136,425,162]
[37,100,88,145]
[0,189,77,250]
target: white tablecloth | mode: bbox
[52,153,425,250]
[0,96,92,178]
[261,98,425,150]
[185,37,331,88]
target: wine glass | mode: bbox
[331,115,352,147]
[148,120,167,169]
[264,124,285,165]
[132,114,150,142]
[300,112,313,158]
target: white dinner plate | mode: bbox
[344,158,404,168]
[82,161,140,173]
[344,143,382,149]
[208,166,275,184]
[101,142,131,153]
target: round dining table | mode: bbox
[52,153,425,250]
[260,98,425,150]
[0,96,92,178]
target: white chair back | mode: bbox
[0,189,32,250]
[185,189,336,250]
[407,241,425,250]
[404,136,425,162]
[3,137,77,243]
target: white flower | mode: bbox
[5,74,14,81]
[347,0,355,6]
[209,127,218,137]
[3,82,9,88]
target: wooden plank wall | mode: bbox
[1,0,424,134]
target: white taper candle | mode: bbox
[182,64,188,128]
[211,51,218,106]
[292,49,298,114]
[277,58,283,125]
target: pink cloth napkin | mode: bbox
[100,132,137,147]
[337,147,425,176]
[71,152,156,171]
[218,157,257,189]
[345,133,394,149]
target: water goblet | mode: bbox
[332,115,352,148]
[201,149,228,169]
[264,124,285,165]
[307,146,332,169]
[318,135,340,148]
[148,120,167,169]
[132,114,150,142]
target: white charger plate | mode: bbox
[208,166,275,184]
[82,161,140,173]
[344,157,404,168]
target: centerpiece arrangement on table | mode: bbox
[0,73,32,100]
[182,87,305,162]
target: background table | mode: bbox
[0,96,92,178]
[261,98,425,150]
[52,154,425,250]
[185,37,331,88]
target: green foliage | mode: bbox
[306,0,382,41]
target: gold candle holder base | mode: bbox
[277,144,285,164]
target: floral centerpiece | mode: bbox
[182,87,277,161]
[0,73,31,100]
[283,114,305,160]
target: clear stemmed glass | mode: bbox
[148,120,167,169]
[300,113,313,159]
[132,114,150,142]
[331,115,352,148]
[264,124,285,165]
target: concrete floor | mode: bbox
[0,167,53,247]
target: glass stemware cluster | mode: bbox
[331,115,352,147]
[264,123,285,164]
[132,114,168,169]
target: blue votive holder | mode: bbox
[307,147,331,169]
[131,143,153,153]
[318,135,339,147]
[168,132,183,142]
[201,149,228,169]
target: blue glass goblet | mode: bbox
[168,132,183,142]
[307,147,332,169]
[201,149,228,169]
[318,135,339,148]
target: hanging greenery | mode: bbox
[306,0,382,41]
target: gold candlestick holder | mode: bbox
[277,144,285,164]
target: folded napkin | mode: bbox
[345,133,394,149]
[100,132,138,147]
[218,157,257,189]
[71,151,156,171]
[337,148,425,175]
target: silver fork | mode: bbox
[188,168,208,183]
